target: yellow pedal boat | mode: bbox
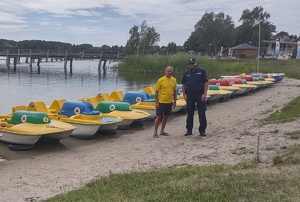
[95,101,151,129]
[0,110,75,149]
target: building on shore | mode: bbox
[231,43,258,58]
[261,35,298,59]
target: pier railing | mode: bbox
[0,49,121,74]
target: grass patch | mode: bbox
[233,159,259,170]
[118,54,300,80]
[269,129,279,134]
[262,96,300,124]
[285,131,300,140]
[231,147,254,155]
[44,161,300,202]
[240,131,255,136]
[265,145,275,151]
[273,144,300,165]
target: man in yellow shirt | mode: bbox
[153,66,177,138]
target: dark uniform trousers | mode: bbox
[186,92,207,133]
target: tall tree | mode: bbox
[235,6,276,46]
[125,20,160,55]
[185,12,235,54]
[125,25,140,55]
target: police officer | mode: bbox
[181,58,209,136]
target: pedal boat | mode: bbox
[221,78,257,94]
[0,110,75,148]
[95,101,151,129]
[207,85,232,101]
[235,76,269,89]
[248,73,276,82]
[208,79,241,96]
[263,73,285,82]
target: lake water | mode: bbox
[0,58,160,114]
[0,57,162,161]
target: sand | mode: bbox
[1,77,300,202]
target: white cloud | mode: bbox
[0,12,25,23]
[0,0,299,46]
[0,24,28,32]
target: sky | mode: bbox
[0,0,299,47]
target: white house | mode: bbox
[261,37,298,58]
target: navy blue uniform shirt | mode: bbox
[181,67,208,93]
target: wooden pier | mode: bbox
[0,49,121,75]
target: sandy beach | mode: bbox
[1,77,300,202]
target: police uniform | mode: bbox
[181,65,208,135]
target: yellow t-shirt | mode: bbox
[154,76,177,103]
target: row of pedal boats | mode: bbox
[0,72,284,150]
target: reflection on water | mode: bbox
[0,58,159,161]
[0,59,160,114]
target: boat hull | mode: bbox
[117,119,135,129]
[41,129,74,141]
[68,122,100,138]
[231,85,253,94]
[98,116,122,131]
[0,131,41,145]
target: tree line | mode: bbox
[0,39,124,53]
[1,6,299,56]
[125,6,299,56]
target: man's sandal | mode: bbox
[159,132,169,136]
[153,134,159,138]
